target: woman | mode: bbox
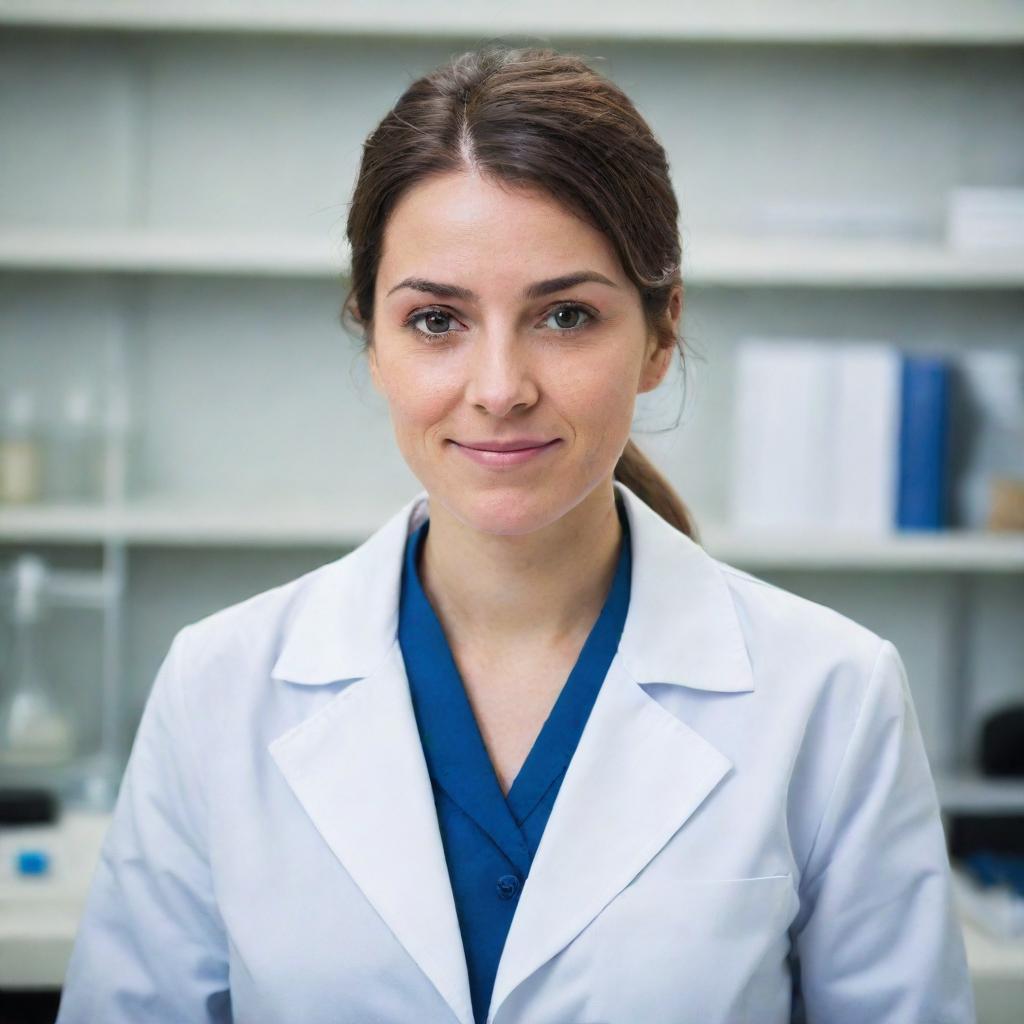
[57,44,975,1024]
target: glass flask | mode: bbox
[0,554,75,769]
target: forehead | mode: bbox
[377,170,625,287]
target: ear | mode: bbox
[638,286,679,397]
[367,343,384,395]
[638,284,682,394]
[639,339,673,394]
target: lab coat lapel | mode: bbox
[485,657,734,1021]
[267,494,474,1024]
[487,483,754,1022]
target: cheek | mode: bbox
[376,353,459,431]
[390,389,451,433]
[553,355,638,434]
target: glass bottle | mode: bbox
[0,555,75,770]
[0,389,42,504]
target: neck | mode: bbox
[418,479,625,651]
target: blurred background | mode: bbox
[0,1,1022,1021]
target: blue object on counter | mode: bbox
[16,849,50,876]
[964,851,1024,896]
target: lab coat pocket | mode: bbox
[588,872,797,1024]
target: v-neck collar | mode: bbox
[398,495,632,873]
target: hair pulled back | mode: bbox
[342,43,699,540]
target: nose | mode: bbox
[464,329,539,417]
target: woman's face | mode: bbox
[368,170,677,536]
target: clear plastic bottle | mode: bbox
[0,389,42,504]
[0,555,76,770]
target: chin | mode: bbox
[432,482,569,537]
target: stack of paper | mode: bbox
[730,337,902,533]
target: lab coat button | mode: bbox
[496,873,521,900]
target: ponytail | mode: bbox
[615,440,700,543]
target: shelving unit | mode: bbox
[1,2,1022,1014]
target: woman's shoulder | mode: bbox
[162,552,357,707]
[716,556,883,645]
[182,556,344,651]
[153,497,421,723]
[707,554,894,715]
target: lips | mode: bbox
[451,438,561,467]
[456,440,557,452]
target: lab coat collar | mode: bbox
[270,480,754,694]
[268,481,750,1024]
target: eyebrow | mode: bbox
[385,270,620,301]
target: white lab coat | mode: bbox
[56,481,976,1024]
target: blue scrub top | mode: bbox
[397,495,632,1024]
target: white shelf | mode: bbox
[936,773,1024,815]
[2,227,1024,289]
[687,235,1024,290]
[0,228,350,279]
[699,525,1024,573]
[3,499,1024,570]
[1,0,1021,45]
[0,497,381,548]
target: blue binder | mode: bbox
[897,353,951,530]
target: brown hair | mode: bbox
[341,43,700,542]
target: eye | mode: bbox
[544,303,595,334]
[402,307,462,343]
